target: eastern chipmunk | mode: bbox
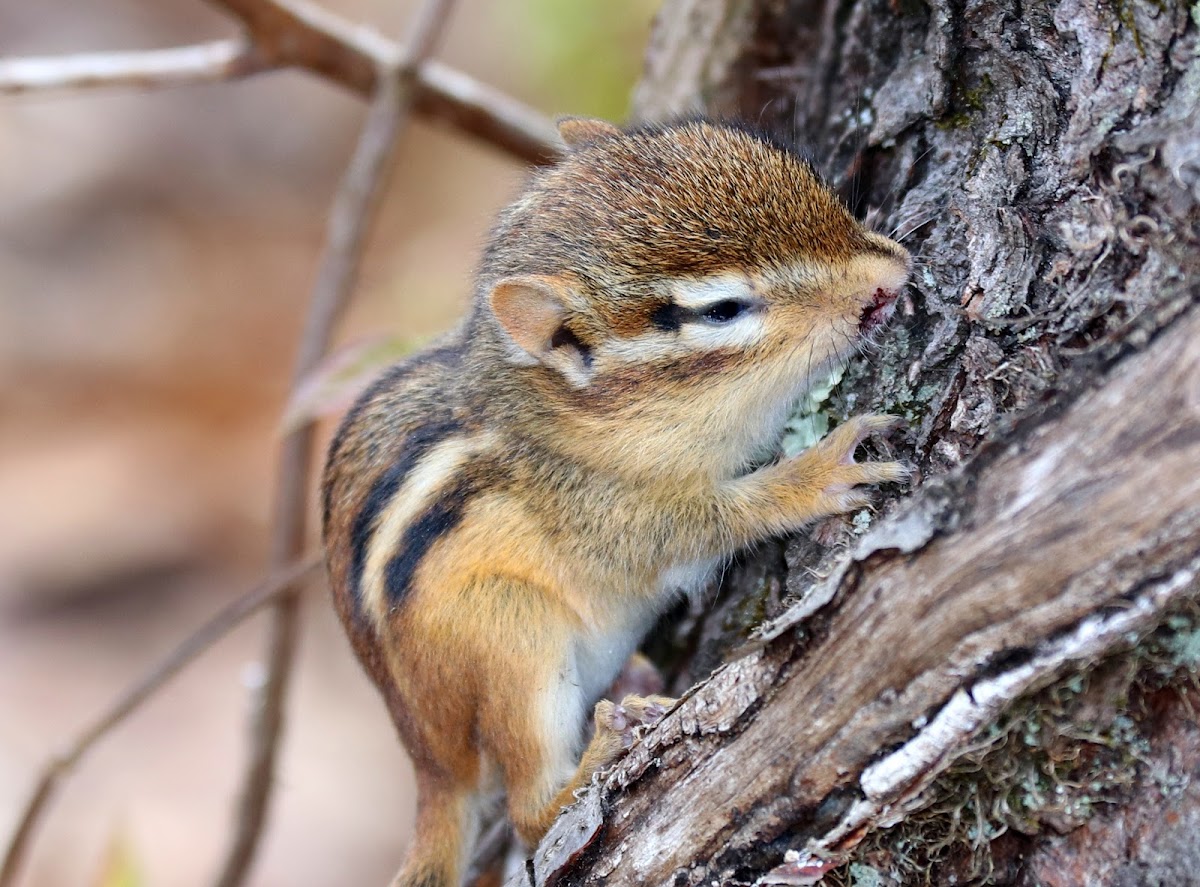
[322,117,911,887]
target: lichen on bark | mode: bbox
[822,604,1200,886]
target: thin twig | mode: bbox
[416,61,561,166]
[202,0,559,163]
[0,39,265,93]
[211,3,461,885]
[0,1,560,165]
[205,0,391,90]
[0,555,323,887]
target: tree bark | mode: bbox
[507,0,1200,884]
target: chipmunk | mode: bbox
[322,117,911,887]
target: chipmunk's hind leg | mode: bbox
[380,633,484,887]
[483,683,600,846]
[468,578,678,847]
[467,582,591,847]
[487,686,676,846]
[389,770,479,887]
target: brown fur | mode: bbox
[322,118,912,886]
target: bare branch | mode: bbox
[0,39,265,93]
[204,0,388,90]
[211,3,460,885]
[767,565,1197,885]
[0,555,323,887]
[415,61,562,167]
[0,0,561,165]
[202,0,561,164]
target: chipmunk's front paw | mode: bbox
[797,413,909,515]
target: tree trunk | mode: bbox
[508,1,1200,884]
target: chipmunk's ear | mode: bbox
[489,275,594,386]
[557,116,622,150]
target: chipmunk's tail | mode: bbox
[390,779,475,887]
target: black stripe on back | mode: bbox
[383,476,475,609]
[347,419,461,617]
[322,343,461,529]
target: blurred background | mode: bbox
[0,1,655,884]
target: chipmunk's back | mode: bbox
[322,332,474,646]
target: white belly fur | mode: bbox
[547,556,725,767]
[572,555,723,709]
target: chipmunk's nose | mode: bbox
[845,245,908,335]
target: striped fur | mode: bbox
[349,420,463,620]
[357,433,494,625]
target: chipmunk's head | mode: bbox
[477,117,910,473]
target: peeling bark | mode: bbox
[502,0,1200,883]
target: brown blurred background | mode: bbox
[0,2,654,884]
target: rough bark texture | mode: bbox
[1016,681,1200,887]
[505,0,1200,884]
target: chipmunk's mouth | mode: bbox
[858,288,898,335]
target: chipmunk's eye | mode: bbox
[701,299,753,324]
